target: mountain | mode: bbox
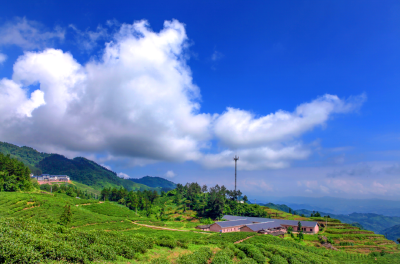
[294,208,400,240]
[129,176,176,190]
[381,225,400,243]
[0,142,153,191]
[260,200,400,242]
[261,196,400,216]
[259,203,295,213]
[0,141,50,175]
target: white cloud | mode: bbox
[0,19,366,171]
[69,24,110,52]
[165,170,176,178]
[0,17,64,50]
[211,50,223,61]
[213,94,366,149]
[201,144,310,170]
[0,53,6,64]
[0,20,211,164]
[118,172,130,179]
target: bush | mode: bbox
[151,257,171,264]
[211,249,234,264]
[238,258,258,264]
[176,247,213,264]
[270,255,289,264]
[236,244,265,264]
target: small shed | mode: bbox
[195,224,211,231]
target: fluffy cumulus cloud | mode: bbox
[0,18,366,170]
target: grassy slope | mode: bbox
[1,191,399,263]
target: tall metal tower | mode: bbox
[233,155,239,194]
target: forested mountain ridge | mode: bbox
[0,142,155,191]
[0,141,50,175]
[129,175,176,190]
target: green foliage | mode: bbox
[0,141,50,175]
[211,249,234,264]
[176,247,213,264]
[238,258,258,264]
[235,244,265,264]
[0,153,33,192]
[59,204,73,226]
[0,217,157,263]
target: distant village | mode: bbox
[196,215,319,236]
[30,174,70,184]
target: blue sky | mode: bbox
[0,1,399,200]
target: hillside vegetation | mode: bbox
[1,159,400,263]
[129,176,177,191]
[0,142,158,191]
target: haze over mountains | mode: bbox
[262,196,400,217]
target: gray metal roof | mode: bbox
[222,215,318,228]
[213,219,254,228]
[242,222,282,232]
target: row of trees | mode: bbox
[100,182,268,220]
[0,153,34,192]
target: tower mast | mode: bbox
[233,155,239,199]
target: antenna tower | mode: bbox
[233,155,239,197]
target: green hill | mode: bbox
[382,225,400,243]
[129,176,176,190]
[0,141,50,175]
[0,142,155,191]
[295,209,400,238]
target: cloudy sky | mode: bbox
[0,1,399,200]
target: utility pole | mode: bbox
[233,155,239,200]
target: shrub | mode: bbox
[270,255,288,264]
[236,244,265,264]
[238,258,258,264]
[176,247,213,264]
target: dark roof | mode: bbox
[222,215,318,228]
[270,231,286,236]
[242,222,282,232]
[195,224,211,229]
[213,219,254,228]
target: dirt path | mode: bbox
[131,221,210,234]
[75,201,104,207]
[234,235,256,244]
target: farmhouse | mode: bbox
[209,219,254,233]
[207,215,320,234]
[31,174,70,184]
[240,222,287,236]
[195,224,211,231]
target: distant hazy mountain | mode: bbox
[260,200,400,242]
[381,225,400,243]
[293,208,400,242]
[261,196,400,217]
[129,176,176,191]
[0,142,154,191]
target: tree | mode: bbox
[397,238,400,244]
[59,204,72,226]
[298,221,302,232]
[297,231,304,241]
[287,226,293,234]
[243,195,248,203]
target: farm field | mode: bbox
[1,191,400,263]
